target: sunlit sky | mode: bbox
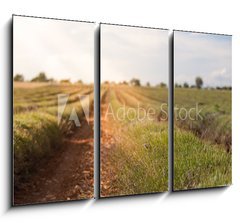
[101,24,169,86]
[174,31,232,87]
[13,16,94,83]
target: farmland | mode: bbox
[174,88,232,190]
[100,84,169,197]
[100,84,232,196]
[13,82,94,204]
[13,82,232,200]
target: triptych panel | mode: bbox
[173,31,232,191]
[12,15,232,205]
[13,16,95,204]
[100,24,169,197]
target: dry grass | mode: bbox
[14,82,51,88]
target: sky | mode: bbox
[101,24,169,86]
[174,31,232,87]
[13,16,94,83]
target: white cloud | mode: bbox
[174,31,232,87]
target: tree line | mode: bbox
[15,73,231,90]
[13,72,84,84]
[103,78,167,88]
[175,77,231,90]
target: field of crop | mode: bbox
[100,85,232,195]
[14,81,231,200]
[100,84,169,197]
[174,88,232,190]
[13,82,94,204]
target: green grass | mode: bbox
[174,127,231,190]
[14,112,61,183]
[174,88,231,149]
[174,88,231,112]
[102,86,168,196]
[174,87,232,189]
[111,122,168,195]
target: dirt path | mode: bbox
[100,89,119,197]
[14,117,94,205]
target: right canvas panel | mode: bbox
[173,30,232,191]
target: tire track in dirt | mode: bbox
[100,88,119,197]
[14,116,94,205]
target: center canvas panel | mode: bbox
[13,16,94,205]
[100,24,169,197]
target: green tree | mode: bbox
[77,80,83,84]
[175,83,182,88]
[14,74,24,82]
[130,78,141,86]
[31,72,48,82]
[160,82,167,88]
[195,77,203,89]
[183,82,189,88]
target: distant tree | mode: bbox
[195,77,203,89]
[183,82,189,88]
[118,81,128,85]
[223,86,232,90]
[216,86,232,90]
[77,80,83,84]
[130,78,141,86]
[60,79,71,84]
[146,82,151,87]
[190,85,196,88]
[31,72,48,82]
[160,82,166,88]
[103,81,109,85]
[175,83,182,88]
[14,74,24,82]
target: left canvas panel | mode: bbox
[13,15,95,205]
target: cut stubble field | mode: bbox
[14,82,94,205]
